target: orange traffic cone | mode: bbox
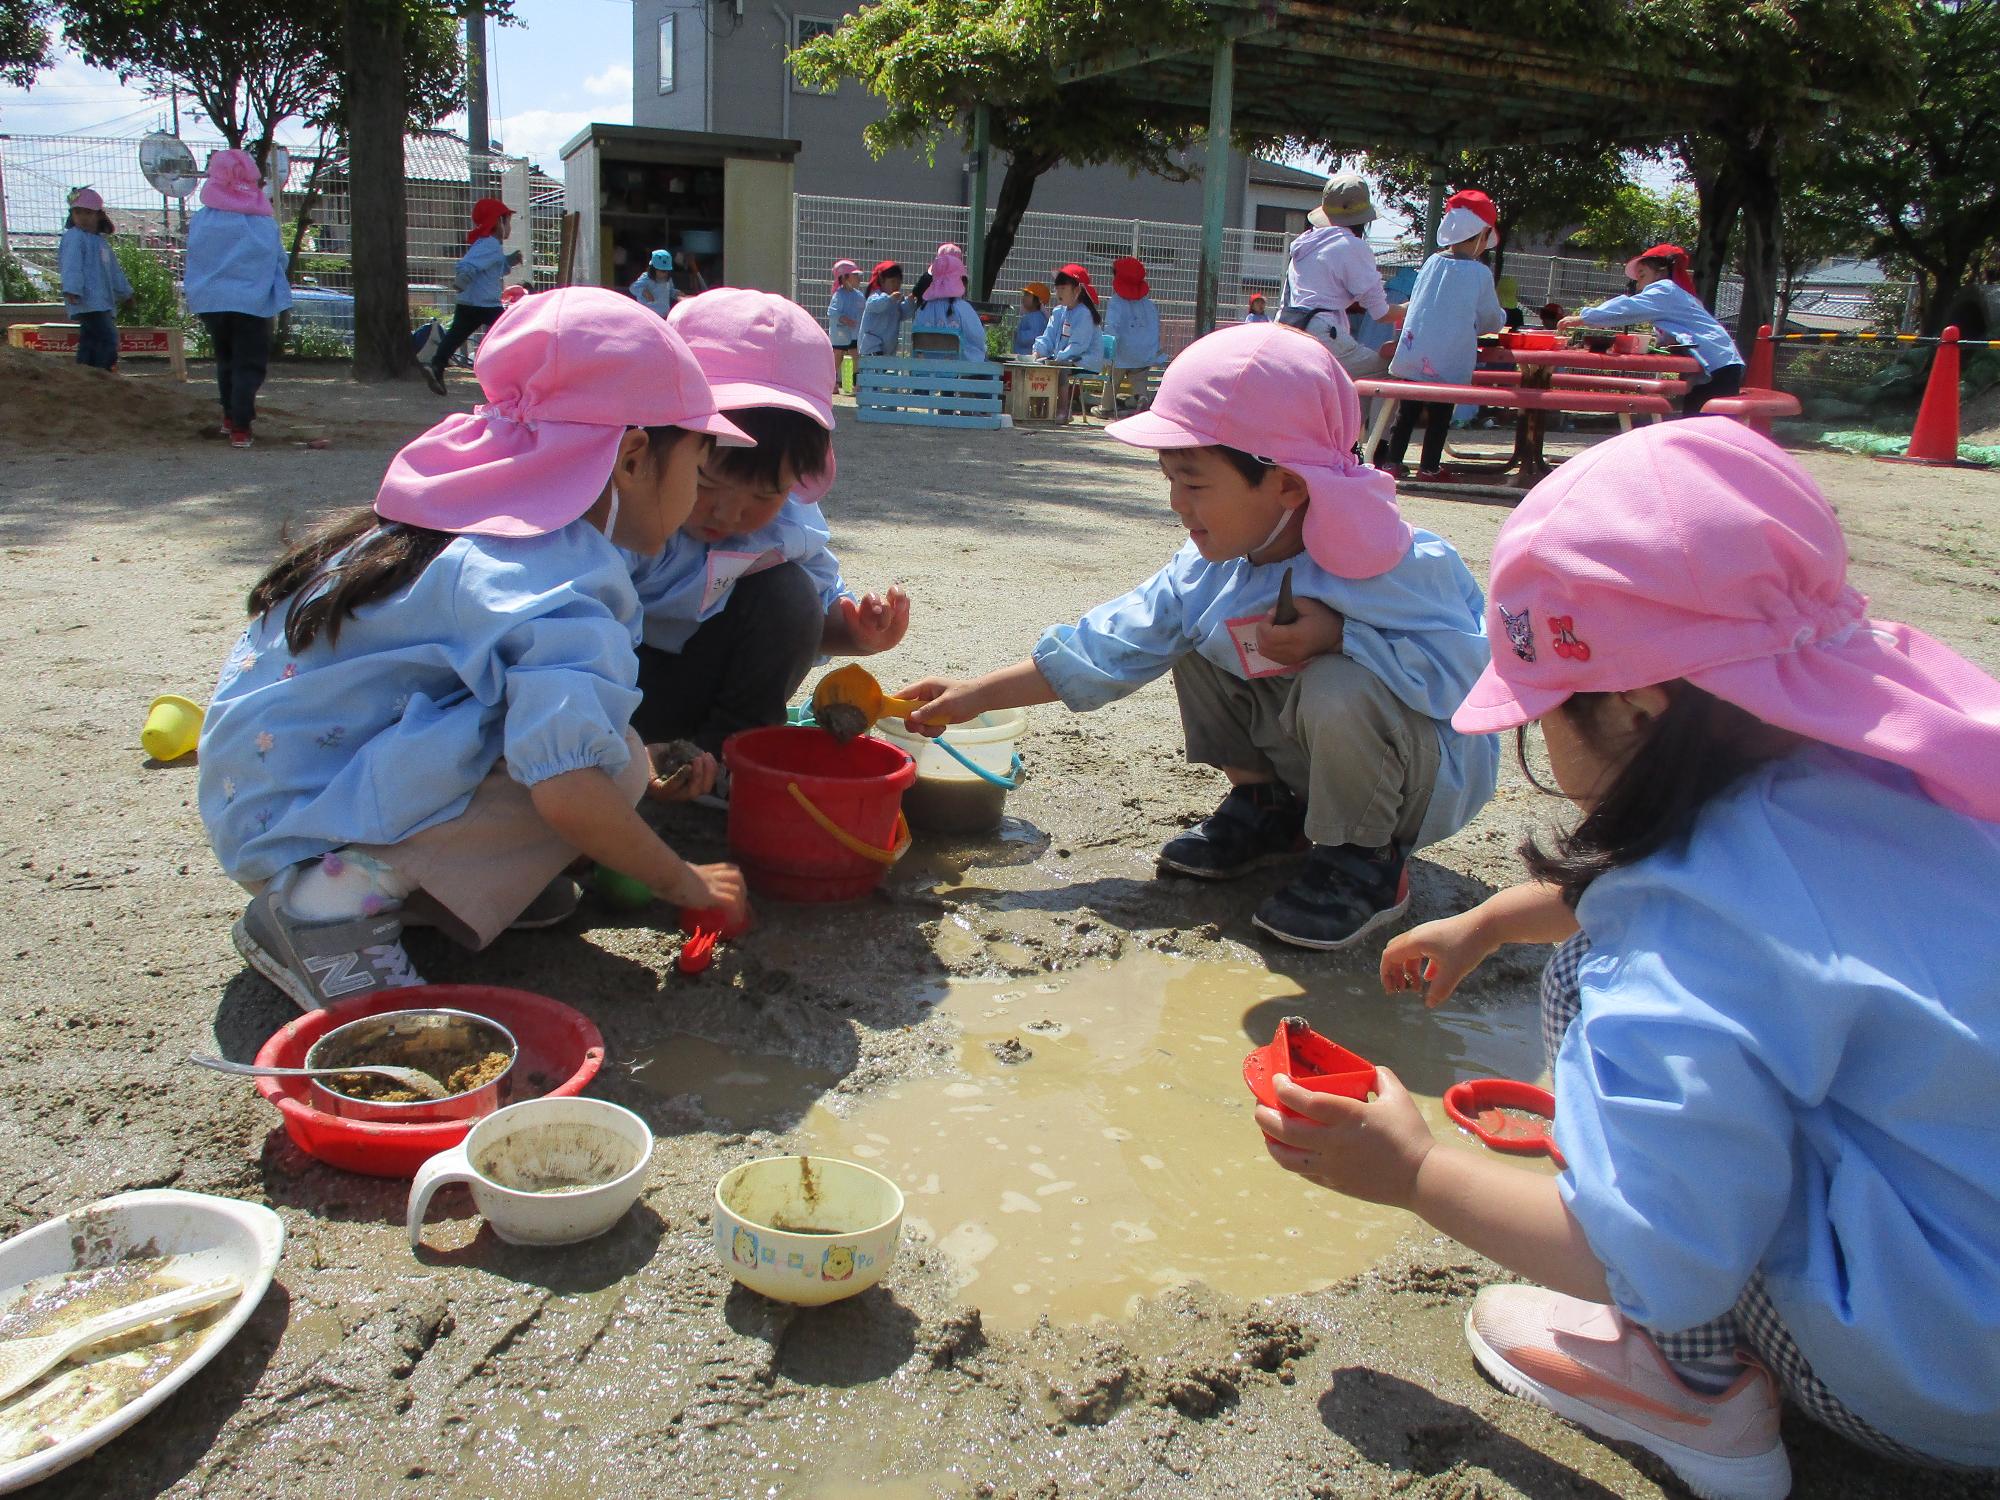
[1890,326,1969,467]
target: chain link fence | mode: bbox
[1,130,563,349]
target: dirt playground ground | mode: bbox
[2,355,1997,1500]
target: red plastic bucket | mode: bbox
[724,726,916,902]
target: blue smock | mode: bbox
[827,285,864,347]
[1031,533,1497,848]
[58,226,131,316]
[1575,280,1745,377]
[913,296,987,362]
[629,273,676,317]
[453,235,508,309]
[1033,301,1102,371]
[198,521,642,884]
[1557,746,2000,1464]
[1102,294,1161,370]
[623,499,852,654]
[184,209,292,319]
[1012,308,1049,355]
[1389,252,1505,386]
[859,291,909,356]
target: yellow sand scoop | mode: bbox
[810,664,922,743]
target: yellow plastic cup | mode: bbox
[142,694,205,762]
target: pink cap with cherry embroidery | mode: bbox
[1453,419,2000,821]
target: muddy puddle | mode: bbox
[636,953,1545,1329]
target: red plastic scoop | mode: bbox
[1243,1017,1375,1141]
[677,905,751,976]
[1443,1078,1565,1169]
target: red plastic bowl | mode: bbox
[1243,1017,1375,1143]
[253,984,604,1178]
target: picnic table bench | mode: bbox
[1472,368,1690,399]
[1700,388,1802,435]
[1356,377,1673,491]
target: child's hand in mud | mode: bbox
[834,587,910,654]
[672,861,749,927]
[644,741,717,803]
[1256,595,1344,667]
[1257,1068,1435,1208]
[896,678,977,737]
[1381,911,1494,1008]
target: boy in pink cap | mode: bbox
[1261,419,2000,1493]
[901,323,1496,950]
[625,289,909,779]
[198,287,752,1010]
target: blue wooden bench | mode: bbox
[855,356,1006,430]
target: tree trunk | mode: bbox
[1689,160,1741,311]
[1730,137,1781,354]
[344,0,411,382]
[978,145,1058,300]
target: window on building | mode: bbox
[792,15,842,93]
[657,15,676,93]
[1254,204,1309,237]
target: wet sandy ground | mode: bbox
[2,367,1997,1498]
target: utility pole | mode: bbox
[465,1,491,172]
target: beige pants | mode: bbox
[1096,366,1152,417]
[1172,650,1438,850]
[355,728,652,950]
[1299,311,1389,380]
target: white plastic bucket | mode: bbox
[874,709,1026,835]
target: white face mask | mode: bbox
[1250,503,1295,558]
[601,485,621,544]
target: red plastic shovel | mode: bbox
[677,904,752,975]
[1243,1016,1376,1143]
[1442,1078,1566,1169]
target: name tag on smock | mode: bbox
[1225,615,1299,679]
[700,549,774,614]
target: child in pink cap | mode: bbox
[185,149,291,447]
[900,323,1496,949]
[197,288,753,1010]
[911,243,987,363]
[57,186,131,371]
[625,289,909,785]
[827,259,864,390]
[1261,419,2000,1492]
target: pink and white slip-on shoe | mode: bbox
[1465,1284,1791,1500]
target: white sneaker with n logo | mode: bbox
[233,890,426,1013]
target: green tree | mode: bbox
[1570,180,1699,264]
[0,0,54,87]
[791,0,1220,300]
[1770,172,1866,329]
[112,238,181,328]
[1366,144,1628,277]
[1813,0,2000,333]
[1637,0,1917,348]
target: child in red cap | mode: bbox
[1032,264,1104,372]
[424,196,522,394]
[1379,189,1506,478]
[1561,244,1745,412]
[1099,256,1161,416]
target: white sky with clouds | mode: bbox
[0,0,634,168]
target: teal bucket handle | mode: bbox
[934,738,1022,790]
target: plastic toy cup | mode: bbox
[1243,1017,1376,1145]
[1443,1078,1565,1168]
[142,694,204,762]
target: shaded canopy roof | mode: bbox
[1062,0,1739,157]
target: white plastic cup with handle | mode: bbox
[406,1096,653,1249]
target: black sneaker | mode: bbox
[1252,843,1410,950]
[422,363,447,395]
[1157,783,1306,880]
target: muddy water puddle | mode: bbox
[637,953,1544,1329]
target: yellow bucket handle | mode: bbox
[785,781,911,866]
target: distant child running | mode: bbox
[859,261,910,356]
[1013,282,1051,356]
[184,149,292,449]
[1264,420,2000,1497]
[1380,189,1506,478]
[1033,264,1103,372]
[1279,172,1401,377]
[1562,243,1746,413]
[827,258,864,386]
[911,242,987,362]
[625,289,910,762]
[901,324,1497,949]
[630,249,677,317]
[57,187,131,371]
[199,288,752,1009]
[1098,256,1160,417]
[424,196,521,394]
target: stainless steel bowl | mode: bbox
[303,1008,518,1124]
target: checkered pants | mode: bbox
[1541,934,1928,1461]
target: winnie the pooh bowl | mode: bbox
[713,1155,903,1306]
